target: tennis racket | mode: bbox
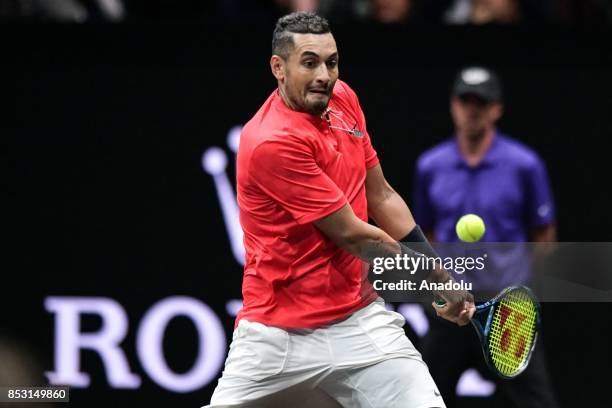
[435,285,540,379]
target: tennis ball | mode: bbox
[456,214,486,243]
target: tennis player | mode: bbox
[206,12,475,408]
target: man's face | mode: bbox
[450,94,502,139]
[272,33,339,116]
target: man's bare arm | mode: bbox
[364,164,474,325]
[365,164,416,239]
[314,204,400,261]
[530,223,557,261]
[315,163,475,325]
[530,224,557,242]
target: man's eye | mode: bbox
[303,60,315,68]
[327,60,338,68]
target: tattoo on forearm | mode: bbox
[359,239,400,263]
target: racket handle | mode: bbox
[433,294,447,307]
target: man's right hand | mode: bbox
[432,288,475,326]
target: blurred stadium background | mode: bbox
[3,1,612,407]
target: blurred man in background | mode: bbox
[470,0,522,24]
[413,66,559,407]
[370,0,415,23]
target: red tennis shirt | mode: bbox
[235,80,379,329]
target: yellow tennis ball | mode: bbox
[456,214,486,243]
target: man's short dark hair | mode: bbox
[272,12,331,60]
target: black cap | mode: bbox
[452,66,503,103]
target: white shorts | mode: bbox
[206,298,445,408]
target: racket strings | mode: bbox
[488,289,538,376]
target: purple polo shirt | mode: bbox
[413,132,555,289]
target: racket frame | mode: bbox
[471,285,541,379]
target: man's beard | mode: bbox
[306,99,329,116]
[304,93,330,116]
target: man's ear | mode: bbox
[270,55,285,82]
[491,103,504,122]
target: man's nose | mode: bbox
[314,63,331,84]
